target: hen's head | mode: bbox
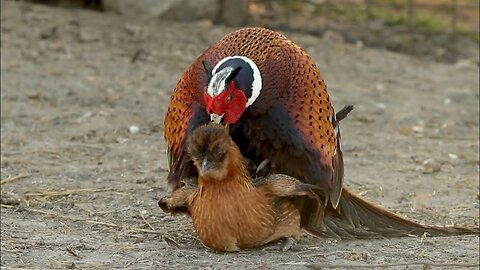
[187,124,240,181]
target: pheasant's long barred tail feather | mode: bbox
[309,188,479,239]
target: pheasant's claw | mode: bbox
[281,237,296,251]
[256,159,271,177]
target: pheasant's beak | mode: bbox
[210,113,224,124]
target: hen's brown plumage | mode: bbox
[164,28,478,239]
[160,124,321,251]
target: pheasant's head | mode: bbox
[203,56,262,124]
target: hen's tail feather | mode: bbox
[305,187,479,238]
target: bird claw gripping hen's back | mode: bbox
[162,27,479,248]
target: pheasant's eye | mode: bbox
[226,93,234,103]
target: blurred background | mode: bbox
[22,0,480,63]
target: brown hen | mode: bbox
[160,123,322,251]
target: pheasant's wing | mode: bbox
[164,61,210,189]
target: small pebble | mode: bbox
[129,125,140,134]
[412,125,424,133]
[448,153,458,160]
[356,40,364,49]
[376,83,386,92]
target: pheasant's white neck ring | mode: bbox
[207,56,262,107]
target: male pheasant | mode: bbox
[164,27,478,238]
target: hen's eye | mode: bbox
[195,145,206,158]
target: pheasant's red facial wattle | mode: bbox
[204,82,247,124]
[224,82,248,124]
[204,88,217,114]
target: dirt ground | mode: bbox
[1,1,479,269]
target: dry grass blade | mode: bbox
[130,228,164,235]
[24,188,118,197]
[163,235,180,247]
[306,261,480,269]
[0,174,31,185]
[65,247,79,257]
[0,268,39,270]
[1,204,14,208]
[140,210,154,231]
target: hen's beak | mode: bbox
[210,113,224,124]
[201,158,213,175]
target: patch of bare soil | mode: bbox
[1,1,478,269]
